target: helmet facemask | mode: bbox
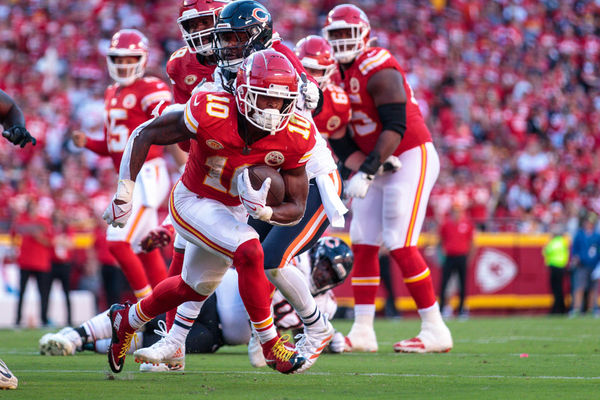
[301,59,336,89]
[107,53,146,86]
[237,83,298,133]
[323,24,368,64]
[214,25,272,72]
[178,9,219,55]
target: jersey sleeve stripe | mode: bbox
[184,101,198,133]
[141,91,173,111]
[358,50,391,75]
[299,151,312,163]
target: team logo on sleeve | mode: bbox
[185,74,198,86]
[265,151,285,166]
[206,139,224,150]
[326,116,342,132]
[123,94,137,109]
[350,77,360,93]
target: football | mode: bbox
[247,165,285,206]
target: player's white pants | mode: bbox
[168,180,258,295]
[106,157,170,253]
[350,142,439,250]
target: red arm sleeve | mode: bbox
[85,137,110,156]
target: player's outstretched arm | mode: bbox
[0,89,36,148]
[103,111,192,228]
[119,110,193,183]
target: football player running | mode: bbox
[40,29,175,362]
[104,50,313,375]
[137,0,231,371]
[323,4,453,354]
[135,0,347,374]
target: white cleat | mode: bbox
[393,321,453,353]
[139,362,184,372]
[294,316,335,373]
[248,328,266,368]
[344,323,378,352]
[0,359,17,390]
[133,321,185,369]
[39,327,82,356]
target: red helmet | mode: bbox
[178,0,230,55]
[107,29,148,85]
[236,49,299,133]
[322,4,370,64]
[294,35,336,89]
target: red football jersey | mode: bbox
[182,91,316,206]
[86,77,172,170]
[340,47,431,156]
[313,83,351,138]
[166,46,217,104]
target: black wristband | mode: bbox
[359,151,381,175]
[328,129,361,163]
[377,103,406,138]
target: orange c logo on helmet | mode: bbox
[252,8,269,23]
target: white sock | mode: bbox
[266,266,323,329]
[128,301,151,330]
[354,305,375,327]
[418,302,444,325]
[251,316,277,344]
[170,301,204,345]
[82,310,112,342]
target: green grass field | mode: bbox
[1,316,599,400]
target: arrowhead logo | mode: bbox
[475,249,517,293]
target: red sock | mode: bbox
[108,241,150,297]
[137,249,167,288]
[166,249,185,330]
[139,275,206,318]
[234,239,272,323]
[351,244,380,306]
[390,246,436,309]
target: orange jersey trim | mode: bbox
[404,144,427,246]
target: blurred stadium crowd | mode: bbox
[0,0,599,301]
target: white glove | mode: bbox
[377,155,402,175]
[329,331,345,353]
[102,179,135,228]
[300,73,320,111]
[237,168,273,222]
[344,171,374,199]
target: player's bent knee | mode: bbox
[185,280,221,297]
[233,239,264,269]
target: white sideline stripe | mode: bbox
[16,369,600,380]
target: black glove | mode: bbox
[2,125,36,148]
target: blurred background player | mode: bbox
[71,29,172,301]
[294,35,351,140]
[40,29,173,363]
[0,88,36,391]
[103,50,312,375]
[137,1,347,374]
[323,4,452,353]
